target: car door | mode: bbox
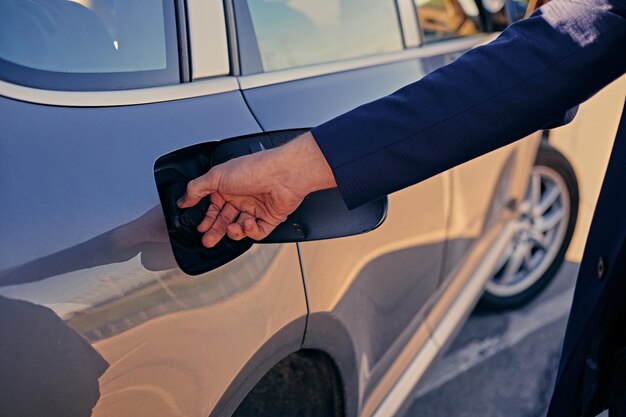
[0,2,307,417]
[231,0,495,414]
[413,0,543,290]
[412,0,543,362]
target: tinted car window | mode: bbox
[0,0,179,91]
[246,0,404,72]
[415,0,482,43]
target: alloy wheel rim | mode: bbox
[485,165,570,297]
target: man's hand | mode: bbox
[177,132,336,248]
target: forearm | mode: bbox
[312,0,626,209]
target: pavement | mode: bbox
[400,261,580,417]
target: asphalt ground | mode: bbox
[400,262,585,417]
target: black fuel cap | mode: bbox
[164,182,211,248]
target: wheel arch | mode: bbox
[209,316,306,417]
[301,311,360,417]
[210,311,359,417]
[232,348,345,417]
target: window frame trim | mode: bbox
[187,0,230,81]
[0,2,496,107]
[0,76,240,107]
[237,34,494,90]
[397,0,423,48]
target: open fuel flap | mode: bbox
[154,129,387,275]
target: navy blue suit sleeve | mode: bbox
[312,0,626,209]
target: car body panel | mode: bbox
[242,55,456,413]
[242,59,428,129]
[298,180,447,416]
[358,134,540,417]
[242,27,543,412]
[442,135,542,282]
[427,135,542,340]
[0,92,308,417]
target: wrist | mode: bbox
[274,131,337,197]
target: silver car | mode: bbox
[0,0,577,416]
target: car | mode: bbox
[0,1,577,416]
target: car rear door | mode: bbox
[232,0,494,414]
[0,2,307,417]
[412,0,544,379]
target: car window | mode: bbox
[245,0,404,72]
[0,0,179,91]
[415,0,482,43]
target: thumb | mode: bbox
[177,169,220,209]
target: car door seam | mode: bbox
[296,242,310,347]
[240,88,267,131]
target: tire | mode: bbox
[480,141,579,310]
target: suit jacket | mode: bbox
[311,0,626,415]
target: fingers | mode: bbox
[200,202,240,248]
[227,212,255,241]
[196,195,277,247]
[177,169,219,209]
[203,210,279,247]
[253,218,278,241]
[226,214,277,242]
[197,193,226,233]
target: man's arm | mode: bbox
[180,0,626,247]
[312,0,626,209]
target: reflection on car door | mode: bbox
[245,73,448,416]
[0,91,308,417]
[235,0,454,412]
[439,134,542,285]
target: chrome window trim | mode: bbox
[0,29,496,106]
[397,0,422,48]
[0,76,239,107]
[238,33,495,90]
[187,0,230,80]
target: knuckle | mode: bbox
[187,180,201,197]
[203,213,217,223]
[214,217,230,229]
[214,223,228,234]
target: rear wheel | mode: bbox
[481,142,578,310]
